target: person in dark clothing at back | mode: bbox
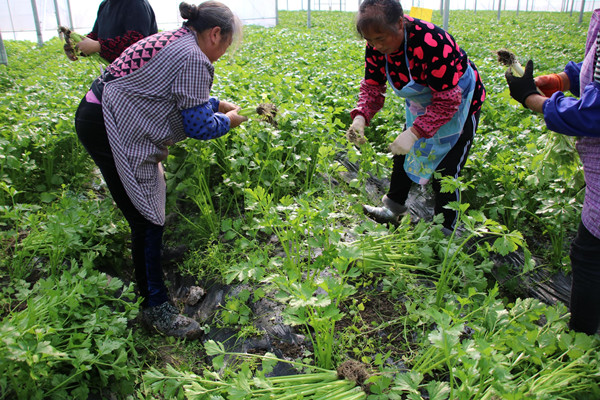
[76,0,158,63]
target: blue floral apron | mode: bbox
[386,31,475,184]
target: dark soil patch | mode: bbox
[338,288,416,364]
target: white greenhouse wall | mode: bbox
[1,0,277,42]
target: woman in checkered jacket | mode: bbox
[75,1,247,339]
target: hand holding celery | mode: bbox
[346,115,367,145]
[503,59,542,108]
[496,49,544,108]
[58,26,109,66]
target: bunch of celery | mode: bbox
[238,103,279,127]
[58,26,108,66]
[144,341,369,399]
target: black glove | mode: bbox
[505,60,539,108]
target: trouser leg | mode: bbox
[431,111,479,230]
[387,154,413,205]
[569,221,600,335]
[74,97,169,308]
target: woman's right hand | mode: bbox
[75,37,101,55]
[226,110,248,128]
[346,115,366,145]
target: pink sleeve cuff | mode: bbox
[350,79,386,126]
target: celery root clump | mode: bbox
[495,48,543,95]
[495,48,525,76]
[239,102,279,127]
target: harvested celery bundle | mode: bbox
[238,102,278,127]
[58,26,108,66]
[495,48,543,94]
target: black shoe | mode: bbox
[142,302,202,339]
[363,195,408,224]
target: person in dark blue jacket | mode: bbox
[76,0,157,63]
[505,8,600,335]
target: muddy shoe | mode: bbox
[142,302,202,339]
[362,195,408,224]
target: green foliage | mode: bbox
[403,286,600,399]
[1,9,599,399]
[0,262,141,399]
[1,189,129,279]
[0,38,98,206]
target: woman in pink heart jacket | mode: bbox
[348,0,485,233]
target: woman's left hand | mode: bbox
[226,110,248,128]
[75,37,101,55]
[219,100,238,113]
[390,128,418,155]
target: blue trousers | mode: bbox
[75,96,169,308]
[569,221,600,335]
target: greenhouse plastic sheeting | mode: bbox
[1,0,277,43]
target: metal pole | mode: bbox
[475,0,477,13]
[443,0,450,30]
[65,0,74,28]
[0,30,7,66]
[30,0,44,46]
[516,0,520,15]
[6,0,17,40]
[53,0,62,29]
[497,0,501,21]
[579,0,586,23]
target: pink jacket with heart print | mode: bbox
[350,16,485,139]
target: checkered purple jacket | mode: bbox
[102,28,215,225]
[578,18,600,239]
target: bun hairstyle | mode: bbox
[356,0,404,37]
[179,1,242,44]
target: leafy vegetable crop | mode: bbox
[0,9,598,400]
